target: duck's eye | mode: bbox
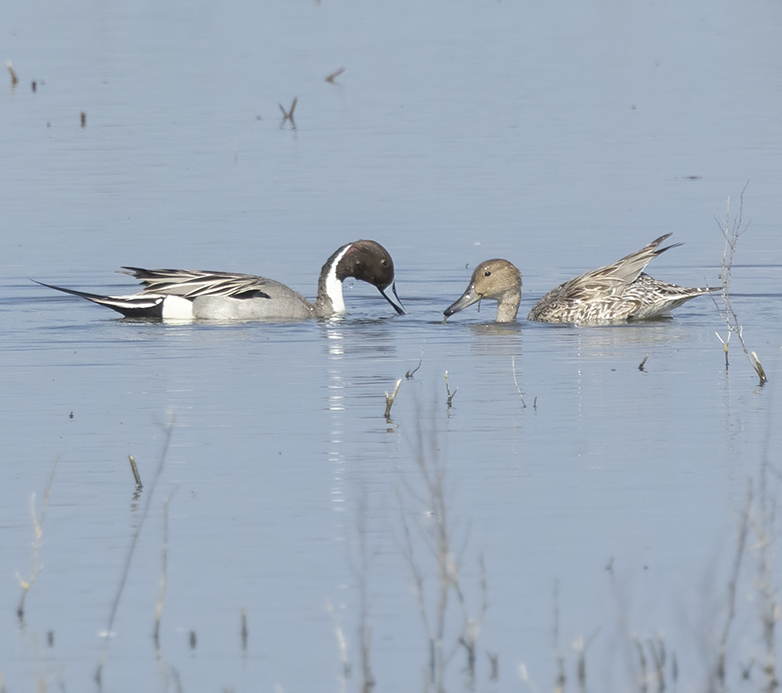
[484,269,491,277]
[381,259,388,267]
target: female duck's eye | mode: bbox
[484,269,491,277]
[381,259,388,267]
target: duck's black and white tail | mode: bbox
[33,280,165,318]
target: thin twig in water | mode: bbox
[241,608,248,654]
[17,458,59,622]
[713,481,751,687]
[574,636,587,693]
[634,635,648,693]
[406,349,424,379]
[753,460,779,690]
[444,371,457,408]
[154,492,176,653]
[325,67,346,84]
[638,354,649,372]
[96,415,176,685]
[396,409,486,691]
[511,355,527,407]
[279,97,298,128]
[327,601,350,692]
[344,482,376,692]
[647,634,666,693]
[714,185,767,385]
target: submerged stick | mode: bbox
[716,332,730,371]
[406,349,424,379]
[444,371,457,408]
[279,97,298,128]
[638,354,650,372]
[7,61,18,87]
[384,379,402,420]
[128,455,143,488]
[752,351,767,385]
[325,67,346,84]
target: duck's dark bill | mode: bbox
[380,282,405,315]
[443,287,479,317]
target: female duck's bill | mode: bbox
[526,233,716,325]
[35,239,405,321]
[443,259,522,323]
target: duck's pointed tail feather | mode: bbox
[32,280,164,318]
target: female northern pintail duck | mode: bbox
[443,259,522,323]
[444,234,715,325]
[37,240,405,320]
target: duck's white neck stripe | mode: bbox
[325,244,352,314]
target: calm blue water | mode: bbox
[2,0,782,691]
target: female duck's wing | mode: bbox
[567,234,680,288]
[528,234,688,323]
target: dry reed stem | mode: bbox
[96,415,176,684]
[406,349,424,379]
[128,455,143,488]
[327,601,350,692]
[713,482,751,687]
[444,371,457,409]
[396,414,486,691]
[17,458,59,622]
[279,97,298,128]
[634,635,648,693]
[345,482,376,692]
[751,467,779,690]
[384,379,402,420]
[647,635,666,693]
[715,186,767,385]
[154,494,174,653]
[511,355,527,407]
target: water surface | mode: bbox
[2,0,781,691]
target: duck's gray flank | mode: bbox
[36,239,405,321]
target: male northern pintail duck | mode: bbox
[37,240,405,320]
[444,234,715,325]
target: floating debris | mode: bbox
[325,67,345,84]
[278,97,297,128]
[7,61,18,87]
